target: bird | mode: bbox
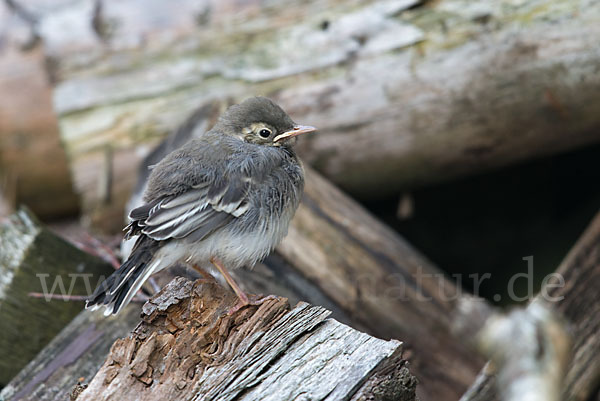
[86,97,316,315]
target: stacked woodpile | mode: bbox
[1,0,600,400]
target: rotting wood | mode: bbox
[69,277,416,401]
[454,297,570,401]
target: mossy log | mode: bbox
[5,0,599,224]
[0,208,114,386]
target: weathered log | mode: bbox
[0,208,114,386]
[0,303,141,401]
[0,2,79,219]
[7,0,598,223]
[120,105,484,401]
[459,209,600,401]
[2,277,418,401]
[80,277,416,401]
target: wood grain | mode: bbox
[74,277,416,401]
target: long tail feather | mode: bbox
[86,236,160,315]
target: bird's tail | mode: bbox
[86,236,160,316]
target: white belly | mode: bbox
[154,206,294,273]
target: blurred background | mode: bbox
[2,0,599,303]
[1,0,600,399]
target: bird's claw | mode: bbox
[227,294,281,315]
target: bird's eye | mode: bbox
[258,128,272,138]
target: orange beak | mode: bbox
[273,125,317,143]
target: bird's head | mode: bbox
[214,97,316,147]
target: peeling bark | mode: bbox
[74,278,415,401]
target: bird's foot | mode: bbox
[227,294,281,315]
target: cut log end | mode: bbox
[75,277,416,401]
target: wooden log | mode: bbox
[459,209,600,401]
[2,277,418,401]
[9,0,598,225]
[79,277,416,401]
[0,1,79,219]
[120,107,484,401]
[274,166,485,399]
[0,303,142,401]
[0,208,115,386]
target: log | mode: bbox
[80,277,416,401]
[0,302,141,401]
[0,208,114,386]
[0,1,79,219]
[9,0,599,224]
[459,209,600,401]
[120,106,484,401]
[3,277,418,401]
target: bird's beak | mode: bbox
[274,125,317,143]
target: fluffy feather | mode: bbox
[87,97,307,315]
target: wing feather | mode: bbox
[129,173,251,242]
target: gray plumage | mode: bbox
[86,97,312,315]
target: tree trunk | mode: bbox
[5,0,598,224]
[459,209,600,401]
[0,208,114,386]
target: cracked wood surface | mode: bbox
[73,277,415,401]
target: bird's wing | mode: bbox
[126,174,251,242]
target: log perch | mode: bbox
[73,277,416,401]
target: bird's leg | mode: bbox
[209,257,278,315]
[189,264,218,282]
[209,257,250,304]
